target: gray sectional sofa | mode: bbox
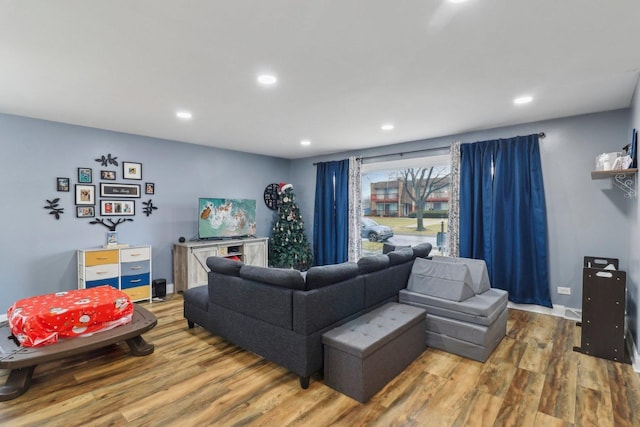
[183,243,432,388]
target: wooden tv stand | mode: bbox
[172,237,268,292]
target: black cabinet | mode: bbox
[575,256,626,362]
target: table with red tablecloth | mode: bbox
[7,285,134,347]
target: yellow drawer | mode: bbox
[85,250,119,266]
[121,247,150,262]
[122,285,151,302]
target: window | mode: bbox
[361,154,450,257]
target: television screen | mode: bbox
[198,198,257,239]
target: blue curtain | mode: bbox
[313,159,349,265]
[460,134,552,307]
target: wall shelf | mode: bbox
[591,168,637,198]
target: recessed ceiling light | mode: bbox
[257,74,277,85]
[300,139,311,146]
[381,124,394,131]
[176,111,192,120]
[449,0,468,3]
[513,96,533,105]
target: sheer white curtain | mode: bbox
[348,156,362,262]
[448,141,461,257]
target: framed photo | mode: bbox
[57,177,70,192]
[100,183,140,198]
[123,161,142,180]
[106,231,118,245]
[78,167,92,183]
[75,184,95,205]
[100,170,116,180]
[76,206,95,218]
[100,200,135,216]
[145,182,155,195]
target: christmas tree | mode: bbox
[269,183,313,271]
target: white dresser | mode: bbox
[77,245,152,302]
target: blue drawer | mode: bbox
[86,277,119,289]
[121,273,150,289]
[121,260,150,276]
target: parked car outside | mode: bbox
[361,217,394,242]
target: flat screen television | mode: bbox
[198,198,257,239]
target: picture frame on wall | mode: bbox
[106,231,118,245]
[57,177,70,192]
[100,170,116,180]
[100,183,140,198]
[100,199,135,216]
[76,206,95,218]
[145,182,155,195]
[75,184,95,205]
[123,161,142,180]
[78,167,92,183]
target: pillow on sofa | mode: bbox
[305,262,359,290]
[240,265,306,290]
[387,248,415,266]
[412,243,432,259]
[431,255,491,294]
[206,256,244,276]
[407,258,475,302]
[357,254,390,274]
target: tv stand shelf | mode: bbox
[172,237,268,292]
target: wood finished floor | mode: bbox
[1,294,639,427]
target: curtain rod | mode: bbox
[355,145,450,163]
[312,132,545,165]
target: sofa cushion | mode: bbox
[399,288,508,326]
[382,243,410,254]
[387,248,415,265]
[183,285,208,310]
[206,256,243,276]
[407,258,475,302]
[357,254,390,274]
[305,262,359,290]
[240,265,306,291]
[431,256,491,294]
[412,243,432,259]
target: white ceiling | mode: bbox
[1,1,639,160]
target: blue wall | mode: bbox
[0,113,289,312]
[2,108,636,317]
[290,109,632,311]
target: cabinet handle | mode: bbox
[96,271,109,275]
[130,279,142,283]
[96,257,108,260]
[131,266,142,270]
[130,253,141,257]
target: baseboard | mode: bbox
[625,320,640,372]
[507,302,581,321]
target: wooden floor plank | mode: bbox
[493,368,546,427]
[575,385,613,427]
[1,297,638,427]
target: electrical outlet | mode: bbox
[557,286,571,295]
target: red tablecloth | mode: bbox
[7,286,134,347]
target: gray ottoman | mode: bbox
[322,302,426,403]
